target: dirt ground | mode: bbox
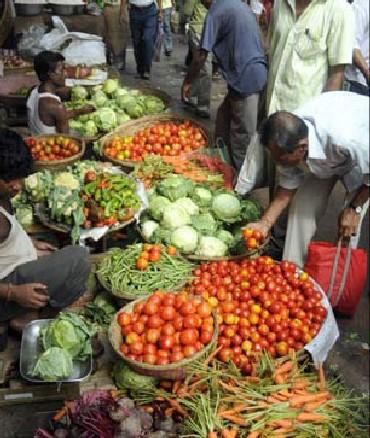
[0,34,368,437]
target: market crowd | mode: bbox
[0,0,369,331]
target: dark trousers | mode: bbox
[349,80,369,96]
[0,246,90,321]
[130,3,157,74]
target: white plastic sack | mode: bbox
[304,275,339,366]
[235,133,265,195]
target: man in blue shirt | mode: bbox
[181,0,267,170]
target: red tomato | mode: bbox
[143,353,157,365]
[180,329,198,345]
[200,330,213,344]
[197,301,212,318]
[183,345,197,358]
[173,316,184,331]
[147,315,164,329]
[144,301,159,315]
[143,343,157,355]
[146,328,161,343]
[159,335,174,350]
[183,315,202,329]
[170,351,184,362]
[180,301,196,316]
[132,321,145,335]
[276,341,289,356]
[161,323,175,336]
[130,341,144,355]
[117,312,131,326]
[160,306,176,321]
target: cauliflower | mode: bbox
[53,173,80,191]
[195,236,228,257]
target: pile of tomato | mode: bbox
[136,244,177,270]
[25,136,81,162]
[104,121,206,162]
[190,256,327,374]
[243,228,265,250]
[117,291,215,365]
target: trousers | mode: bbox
[130,3,158,74]
[215,88,259,172]
[188,30,212,110]
[163,7,173,53]
[104,4,128,67]
[0,246,90,321]
[282,175,369,267]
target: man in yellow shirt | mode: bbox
[267,0,355,115]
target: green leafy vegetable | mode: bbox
[161,205,191,230]
[171,225,198,253]
[113,362,157,399]
[191,212,217,235]
[32,347,73,381]
[157,175,195,201]
[195,236,228,257]
[212,192,241,223]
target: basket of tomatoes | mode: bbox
[109,290,218,380]
[25,134,85,171]
[98,114,211,170]
[189,256,332,373]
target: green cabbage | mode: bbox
[15,205,33,227]
[192,187,213,207]
[84,120,98,137]
[32,347,73,381]
[117,95,136,111]
[113,362,157,398]
[125,102,144,119]
[157,175,195,201]
[162,205,191,230]
[91,90,108,108]
[195,236,228,257]
[149,195,172,220]
[94,108,117,132]
[71,85,88,102]
[216,230,235,247]
[191,212,217,235]
[102,78,119,95]
[171,225,198,253]
[241,199,261,223]
[212,193,241,223]
[152,227,172,245]
[141,220,159,241]
[113,87,129,99]
[41,312,94,361]
[173,197,199,216]
[117,112,131,125]
[143,96,165,114]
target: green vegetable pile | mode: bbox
[113,362,157,399]
[79,293,116,331]
[97,244,194,299]
[140,174,261,257]
[32,312,95,381]
[67,79,166,137]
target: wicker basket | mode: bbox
[99,113,212,169]
[109,295,218,380]
[26,134,85,172]
[34,203,135,235]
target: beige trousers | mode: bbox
[283,175,369,267]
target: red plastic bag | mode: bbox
[304,241,368,317]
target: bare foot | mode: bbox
[9,311,39,332]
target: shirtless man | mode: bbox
[27,51,94,135]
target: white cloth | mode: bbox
[283,175,369,267]
[27,87,62,135]
[278,91,370,193]
[129,0,155,6]
[0,207,37,280]
[345,0,369,87]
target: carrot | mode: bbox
[241,376,260,384]
[53,406,68,422]
[270,419,293,429]
[204,346,223,367]
[219,381,240,393]
[267,395,284,404]
[218,413,246,426]
[271,427,294,434]
[292,379,310,390]
[208,432,218,438]
[172,380,182,394]
[296,412,326,423]
[221,428,238,438]
[274,374,286,385]
[277,389,292,398]
[274,361,293,376]
[289,392,329,408]
[176,383,189,397]
[246,431,260,438]
[304,400,327,411]
[169,399,188,417]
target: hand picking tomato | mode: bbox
[104,121,206,162]
[190,257,327,373]
[26,136,80,162]
[243,228,265,250]
[118,291,215,365]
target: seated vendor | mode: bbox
[27,50,94,135]
[0,129,91,331]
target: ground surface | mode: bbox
[0,34,368,437]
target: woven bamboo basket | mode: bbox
[26,134,85,172]
[99,113,212,170]
[109,294,218,380]
[33,203,135,235]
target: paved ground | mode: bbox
[0,34,368,437]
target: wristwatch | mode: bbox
[350,203,363,214]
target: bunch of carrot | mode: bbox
[148,350,368,438]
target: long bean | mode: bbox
[97,244,194,298]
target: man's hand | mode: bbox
[80,104,95,115]
[338,208,361,239]
[243,220,271,239]
[33,240,57,252]
[119,9,128,25]
[181,78,191,102]
[11,284,49,309]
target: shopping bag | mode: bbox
[304,239,368,317]
[154,21,164,62]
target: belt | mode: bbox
[130,2,155,9]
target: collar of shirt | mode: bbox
[302,117,327,160]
